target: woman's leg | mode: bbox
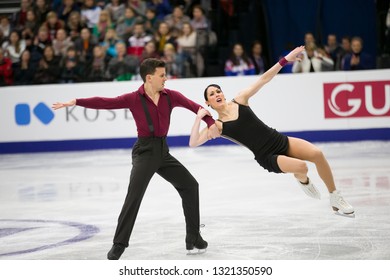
[277,137,336,193]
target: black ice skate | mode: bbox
[185,232,208,255]
[107,243,125,260]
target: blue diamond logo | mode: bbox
[33,102,55,125]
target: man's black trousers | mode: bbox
[113,137,200,247]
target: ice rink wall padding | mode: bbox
[1,70,389,154]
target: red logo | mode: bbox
[324,81,390,118]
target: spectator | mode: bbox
[105,0,125,26]
[154,21,177,56]
[292,42,334,73]
[161,42,182,79]
[86,45,110,81]
[0,16,11,40]
[2,30,26,65]
[92,9,114,43]
[164,5,191,36]
[337,35,352,70]
[30,26,51,64]
[52,28,74,57]
[66,11,87,41]
[190,5,209,31]
[43,11,66,41]
[140,40,160,62]
[13,49,36,85]
[24,9,40,36]
[81,0,102,29]
[60,47,84,83]
[74,27,97,63]
[147,0,172,20]
[12,0,32,32]
[116,7,138,42]
[224,43,255,76]
[176,21,203,77]
[107,41,139,80]
[34,0,51,26]
[304,32,316,46]
[34,45,61,84]
[56,0,81,24]
[342,36,375,70]
[126,0,147,17]
[249,40,269,74]
[144,7,160,35]
[324,33,342,70]
[100,28,121,58]
[127,22,152,59]
[385,6,390,53]
[0,47,13,86]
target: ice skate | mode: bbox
[186,232,208,255]
[107,244,125,260]
[330,190,355,218]
[297,177,321,199]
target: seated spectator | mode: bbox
[140,40,160,63]
[337,36,352,70]
[81,0,102,29]
[29,26,51,64]
[13,49,36,85]
[2,30,26,65]
[190,5,209,31]
[60,47,84,83]
[52,28,74,57]
[224,43,255,76]
[34,45,62,84]
[292,42,334,73]
[116,7,138,41]
[144,7,160,35]
[0,16,11,40]
[12,0,32,32]
[324,33,342,70]
[92,9,114,43]
[100,28,121,58]
[66,11,87,41]
[74,27,97,63]
[0,47,13,86]
[154,21,177,56]
[107,41,139,81]
[161,43,182,79]
[24,9,40,36]
[56,0,81,24]
[176,22,203,77]
[164,5,190,36]
[147,0,172,20]
[33,0,51,26]
[249,40,269,74]
[43,11,66,41]
[105,0,125,26]
[126,0,148,17]
[127,22,152,58]
[86,45,110,82]
[342,36,375,70]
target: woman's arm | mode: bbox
[235,45,305,105]
[189,107,219,147]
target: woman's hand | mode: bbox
[285,45,305,62]
[197,107,211,119]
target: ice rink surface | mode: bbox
[0,141,390,260]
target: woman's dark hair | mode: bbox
[203,84,221,101]
[140,58,166,82]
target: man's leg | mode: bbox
[157,153,207,251]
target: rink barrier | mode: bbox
[1,128,389,154]
[1,69,389,154]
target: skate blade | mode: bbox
[186,249,207,255]
[334,211,355,218]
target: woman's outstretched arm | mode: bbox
[235,45,305,105]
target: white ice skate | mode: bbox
[330,190,355,218]
[297,178,321,199]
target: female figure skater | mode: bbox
[189,45,354,216]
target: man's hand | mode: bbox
[52,99,76,110]
[207,123,220,139]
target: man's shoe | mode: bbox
[107,244,125,260]
[186,232,208,254]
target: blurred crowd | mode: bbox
[0,0,389,87]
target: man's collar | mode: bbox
[138,84,168,95]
